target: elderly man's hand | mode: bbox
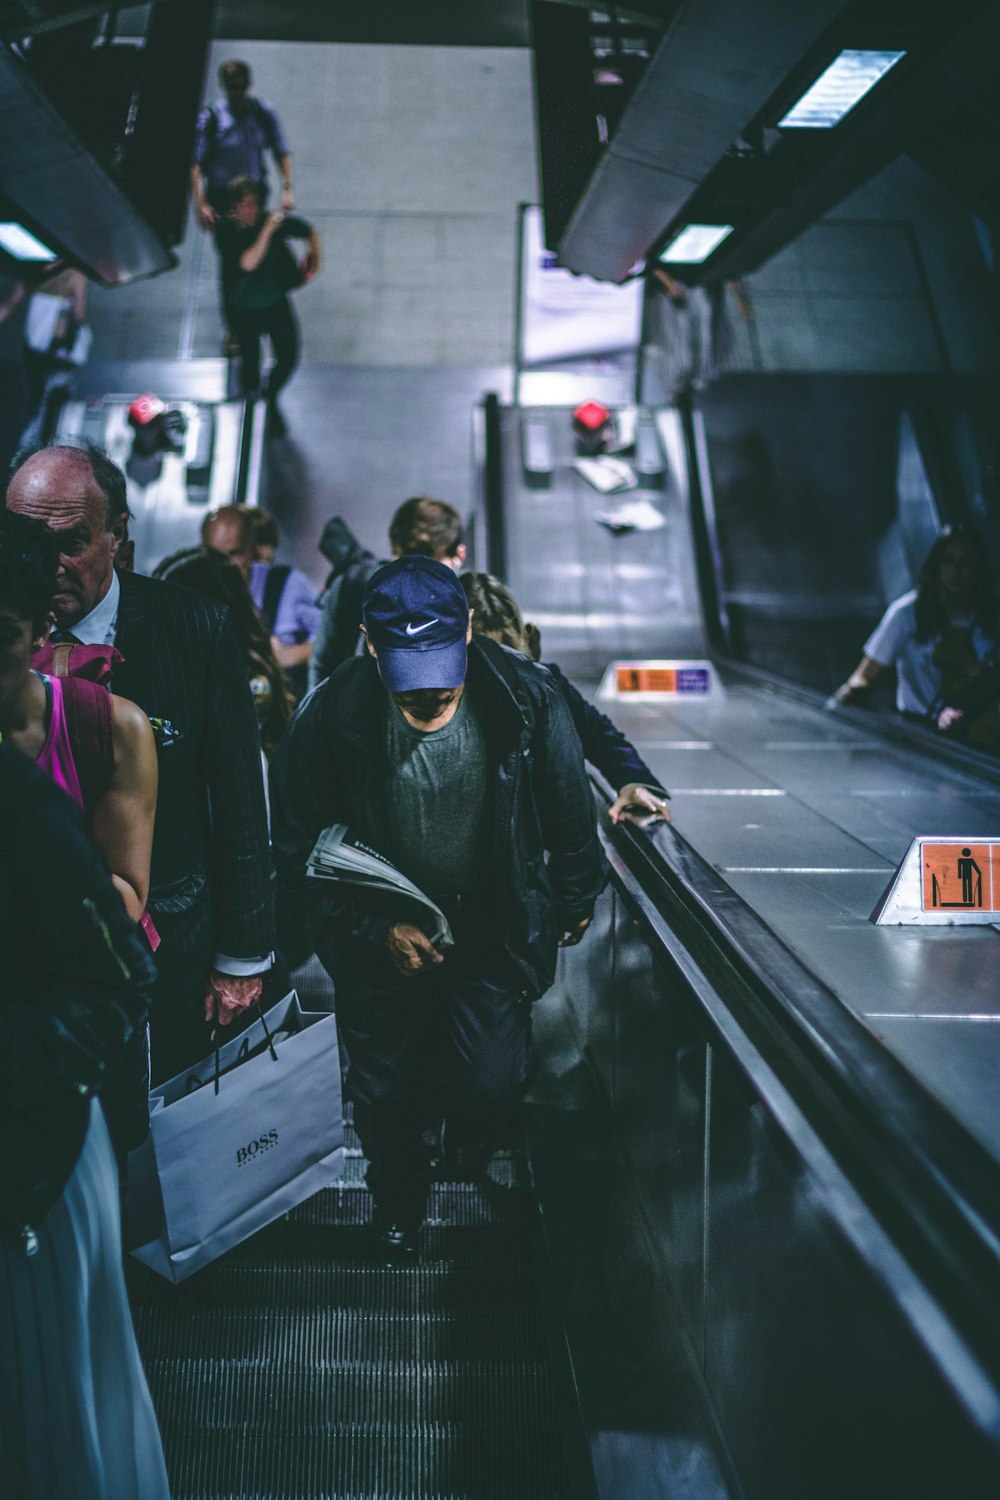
[386,922,444,977]
[203,971,263,1026]
[198,201,218,230]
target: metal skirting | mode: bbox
[131,1126,577,1500]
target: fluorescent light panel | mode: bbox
[779,49,906,129]
[659,223,734,264]
[0,222,57,261]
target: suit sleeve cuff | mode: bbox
[213,951,274,977]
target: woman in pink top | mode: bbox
[0,510,157,923]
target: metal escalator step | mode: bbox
[145,1359,558,1429]
[157,1422,572,1499]
[133,1133,578,1498]
[135,1307,550,1366]
[156,1260,539,1312]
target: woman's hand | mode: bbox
[609,784,671,823]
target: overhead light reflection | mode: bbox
[779,49,906,129]
[659,223,734,264]
[0,222,57,261]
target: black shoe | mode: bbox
[438,1142,495,1183]
[370,1206,419,1264]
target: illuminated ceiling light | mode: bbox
[0,221,57,261]
[779,49,906,129]
[659,224,734,264]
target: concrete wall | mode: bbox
[1,39,538,371]
[704,157,999,379]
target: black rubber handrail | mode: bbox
[603,799,1000,1402]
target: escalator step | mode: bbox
[134,1150,577,1497]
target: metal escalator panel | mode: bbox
[132,1122,583,1499]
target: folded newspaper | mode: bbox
[307,824,454,949]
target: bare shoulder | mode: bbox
[110,692,156,755]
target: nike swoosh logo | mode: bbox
[405,619,438,636]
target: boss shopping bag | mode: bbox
[127,991,343,1283]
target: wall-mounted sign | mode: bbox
[597,659,718,702]
[872,837,1000,925]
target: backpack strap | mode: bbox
[260,564,291,635]
[58,676,115,819]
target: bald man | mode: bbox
[6,442,274,1084]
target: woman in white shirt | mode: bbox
[835,527,997,725]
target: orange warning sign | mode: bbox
[921,842,999,914]
[618,666,676,693]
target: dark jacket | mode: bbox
[112,569,274,963]
[271,638,607,997]
[308,517,383,690]
[0,749,155,1242]
[543,661,668,795]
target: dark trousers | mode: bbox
[146,895,217,1088]
[318,921,532,1224]
[229,298,299,400]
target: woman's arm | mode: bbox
[0,281,26,325]
[301,226,322,282]
[239,212,285,273]
[89,695,158,921]
[833,654,884,706]
[69,269,87,323]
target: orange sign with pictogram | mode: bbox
[921,842,999,914]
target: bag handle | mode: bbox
[209,1002,280,1095]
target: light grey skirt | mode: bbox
[0,1101,170,1499]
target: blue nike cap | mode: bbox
[361,555,470,693]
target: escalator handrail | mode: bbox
[716,651,1000,789]
[599,792,1000,1393]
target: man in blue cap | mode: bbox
[271,555,606,1259]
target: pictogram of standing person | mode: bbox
[958,847,982,906]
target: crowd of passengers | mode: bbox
[4,486,998,1500]
[2,56,999,1500]
[0,440,677,1496]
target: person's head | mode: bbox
[201,505,256,581]
[388,497,466,570]
[0,508,60,705]
[361,555,473,722]
[220,58,252,113]
[6,442,130,628]
[241,506,279,564]
[226,174,264,227]
[460,572,531,653]
[915,525,995,640]
[153,545,291,753]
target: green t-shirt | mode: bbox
[216,213,311,310]
[384,683,492,899]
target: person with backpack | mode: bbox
[190,57,295,348]
[214,176,321,433]
[201,505,321,700]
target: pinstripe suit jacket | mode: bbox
[111,569,274,961]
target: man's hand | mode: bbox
[609,784,671,823]
[203,971,263,1026]
[558,917,592,949]
[198,201,218,230]
[300,250,320,284]
[281,186,296,212]
[385,922,444,977]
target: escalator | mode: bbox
[482,395,1000,1497]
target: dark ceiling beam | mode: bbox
[557,0,848,282]
[0,40,174,283]
[707,1,1000,280]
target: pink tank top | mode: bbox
[34,673,85,810]
[32,671,161,952]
